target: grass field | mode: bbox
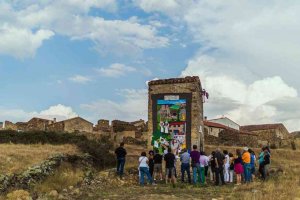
[0,143,80,175]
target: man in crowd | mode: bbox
[190,145,201,184]
[164,148,177,184]
[153,149,163,181]
[242,147,251,183]
[180,148,191,183]
[115,142,127,178]
[214,148,225,186]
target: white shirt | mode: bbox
[224,155,230,165]
[199,155,209,167]
[139,156,149,168]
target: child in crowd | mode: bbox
[229,153,234,183]
[234,149,244,185]
[223,150,230,183]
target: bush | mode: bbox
[0,130,115,169]
[291,141,296,150]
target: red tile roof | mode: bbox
[204,121,228,129]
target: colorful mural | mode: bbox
[152,98,187,155]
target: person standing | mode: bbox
[209,151,216,182]
[223,150,230,183]
[180,148,191,183]
[139,152,155,186]
[258,147,266,180]
[190,145,201,184]
[164,148,176,184]
[263,147,271,180]
[234,149,244,185]
[248,149,256,181]
[199,151,208,184]
[115,142,127,178]
[229,153,234,183]
[153,149,163,181]
[148,150,155,178]
[214,148,225,186]
[242,147,251,183]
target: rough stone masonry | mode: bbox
[147,76,204,151]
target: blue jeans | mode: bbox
[192,164,201,184]
[139,167,153,185]
[117,157,125,176]
[181,163,191,183]
[243,163,251,183]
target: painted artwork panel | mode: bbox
[152,98,187,155]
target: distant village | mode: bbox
[0,76,296,149]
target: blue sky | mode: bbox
[1,0,300,132]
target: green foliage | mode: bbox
[0,130,115,168]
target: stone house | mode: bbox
[47,117,93,133]
[204,121,227,137]
[3,121,17,130]
[94,119,111,132]
[26,117,55,131]
[240,123,290,148]
[208,116,240,131]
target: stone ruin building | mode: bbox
[147,76,204,153]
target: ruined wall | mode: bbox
[27,118,52,131]
[94,119,111,132]
[204,129,259,148]
[148,76,204,151]
[4,121,17,130]
[111,120,137,132]
[47,122,64,132]
[64,118,93,133]
[218,129,258,147]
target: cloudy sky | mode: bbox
[0,0,299,132]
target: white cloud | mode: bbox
[69,75,92,83]
[96,63,136,78]
[0,0,168,58]
[0,104,78,123]
[182,55,299,131]
[81,89,147,122]
[0,24,54,58]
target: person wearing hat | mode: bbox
[242,147,251,183]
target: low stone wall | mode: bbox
[0,154,93,193]
[204,129,259,147]
[219,129,258,147]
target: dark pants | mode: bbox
[215,167,225,185]
[117,157,125,176]
[259,164,265,180]
[181,163,191,183]
[149,164,154,177]
[204,166,209,177]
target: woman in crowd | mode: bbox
[229,153,234,183]
[234,149,244,185]
[258,147,265,180]
[139,152,155,186]
[148,150,155,177]
[223,150,230,183]
[199,151,209,184]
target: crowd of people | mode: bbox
[115,142,271,186]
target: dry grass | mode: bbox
[33,162,84,193]
[0,143,80,175]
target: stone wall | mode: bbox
[4,121,17,130]
[148,76,204,150]
[47,121,64,132]
[64,118,93,133]
[94,119,111,132]
[27,118,53,131]
[204,129,259,147]
[111,120,137,132]
[219,129,258,147]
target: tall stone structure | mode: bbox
[148,76,204,152]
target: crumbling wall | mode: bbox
[94,119,111,132]
[218,129,258,147]
[4,121,17,130]
[111,120,137,132]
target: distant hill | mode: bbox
[291,131,300,138]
